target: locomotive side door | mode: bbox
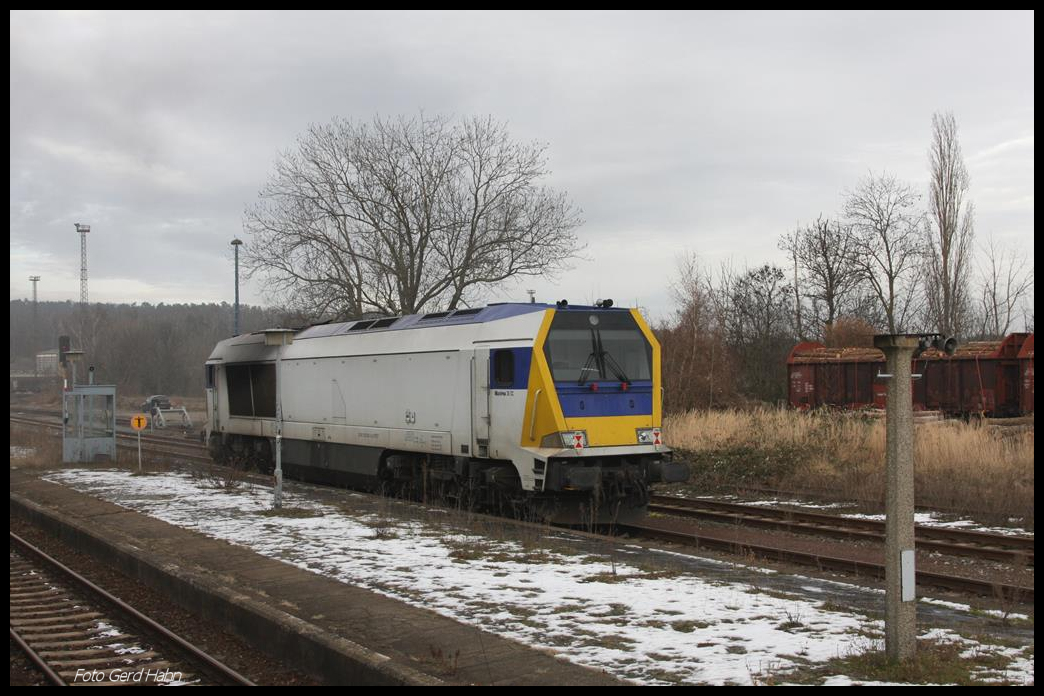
[472,347,491,457]
[204,364,218,439]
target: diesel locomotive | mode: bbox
[204,302,689,522]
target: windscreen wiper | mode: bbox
[577,328,601,385]
[601,349,631,383]
[577,328,631,385]
[593,325,631,383]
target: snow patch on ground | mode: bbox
[840,511,1033,537]
[674,493,1033,536]
[44,469,1034,686]
[920,597,1030,622]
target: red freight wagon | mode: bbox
[787,333,1033,417]
[787,342,886,410]
[915,333,1029,417]
[1018,333,1034,415]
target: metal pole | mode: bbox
[234,243,240,334]
[231,238,243,336]
[274,346,283,509]
[873,334,919,662]
[88,367,94,439]
[29,276,40,371]
[138,430,143,474]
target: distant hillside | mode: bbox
[9,300,311,396]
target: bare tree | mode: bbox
[779,215,863,339]
[719,264,795,403]
[778,229,805,340]
[843,171,925,333]
[243,114,583,318]
[925,112,975,336]
[658,253,736,411]
[976,234,1034,338]
[823,315,876,348]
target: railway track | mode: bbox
[10,414,212,465]
[12,411,1033,604]
[10,532,254,686]
[648,495,1035,566]
[724,484,1003,519]
[10,408,204,447]
[619,518,1034,603]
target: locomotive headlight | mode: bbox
[637,428,663,447]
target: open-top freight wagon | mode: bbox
[787,333,1034,417]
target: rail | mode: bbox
[10,531,255,686]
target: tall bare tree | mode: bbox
[658,253,736,411]
[843,171,925,333]
[779,215,862,339]
[718,264,795,402]
[976,234,1034,338]
[925,112,975,336]
[778,229,804,340]
[243,114,583,318]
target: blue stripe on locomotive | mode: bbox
[554,381,654,417]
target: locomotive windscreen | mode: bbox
[543,311,652,383]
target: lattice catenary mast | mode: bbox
[74,223,90,306]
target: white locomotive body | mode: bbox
[204,303,688,521]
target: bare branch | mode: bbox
[843,171,925,333]
[243,114,584,317]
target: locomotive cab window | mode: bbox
[493,350,515,387]
[226,363,276,418]
[543,311,652,383]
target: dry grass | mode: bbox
[756,635,1032,685]
[10,422,172,475]
[663,407,1034,527]
[9,424,63,468]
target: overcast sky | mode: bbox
[9,10,1034,324]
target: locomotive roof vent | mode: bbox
[262,328,295,346]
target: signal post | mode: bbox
[873,334,919,662]
[131,414,148,473]
[874,333,957,662]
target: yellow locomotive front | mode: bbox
[517,304,689,522]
